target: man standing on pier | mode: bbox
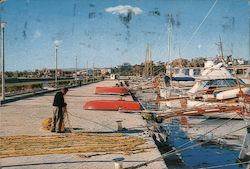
[51,88,68,133]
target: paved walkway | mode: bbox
[0,80,166,169]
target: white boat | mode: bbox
[216,87,250,100]
[188,61,249,100]
[159,61,249,119]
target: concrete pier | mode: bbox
[0,80,166,169]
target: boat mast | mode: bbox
[178,47,182,68]
[144,44,149,78]
[167,14,173,77]
[144,44,153,78]
[249,0,250,64]
[216,36,227,66]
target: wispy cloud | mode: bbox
[33,30,41,39]
[105,5,142,15]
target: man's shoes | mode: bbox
[51,129,55,132]
[56,131,65,133]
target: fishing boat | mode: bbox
[83,100,141,111]
[95,86,129,95]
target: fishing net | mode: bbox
[0,133,148,158]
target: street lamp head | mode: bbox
[0,0,6,4]
[54,40,62,46]
[0,22,6,28]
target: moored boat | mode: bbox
[83,100,141,111]
[95,86,129,95]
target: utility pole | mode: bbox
[86,60,88,83]
[54,44,58,88]
[75,55,77,81]
[93,62,95,82]
[1,21,6,101]
[86,60,88,71]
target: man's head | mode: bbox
[61,87,69,95]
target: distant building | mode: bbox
[227,57,249,66]
[39,69,63,78]
[118,62,132,71]
[111,67,119,74]
[110,74,119,80]
[100,68,112,75]
[62,70,75,77]
[80,69,92,75]
[155,61,165,66]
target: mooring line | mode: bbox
[67,111,116,131]
[124,123,249,169]
[199,160,250,169]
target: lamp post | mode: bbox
[75,55,77,84]
[54,44,58,88]
[1,21,6,101]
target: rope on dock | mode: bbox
[67,111,116,131]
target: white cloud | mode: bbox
[198,44,202,49]
[105,5,142,15]
[33,30,41,39]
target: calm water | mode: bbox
[137,92,249,169]
[165,119,247,169]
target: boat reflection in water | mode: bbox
[164,117,249,169]
[179,117,247,148]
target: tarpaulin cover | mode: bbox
[172,76,195,81]
[164,75,195,82]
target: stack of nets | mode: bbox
[41,117,52,130]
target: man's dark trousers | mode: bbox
[51,106,64,132]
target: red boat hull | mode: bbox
[95,87,129,95]
[83,100,141,111]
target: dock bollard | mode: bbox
[112,157,125,169]
[116,120,123,131]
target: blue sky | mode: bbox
[0,0,249,71]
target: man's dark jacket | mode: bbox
[53,91,67,107]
